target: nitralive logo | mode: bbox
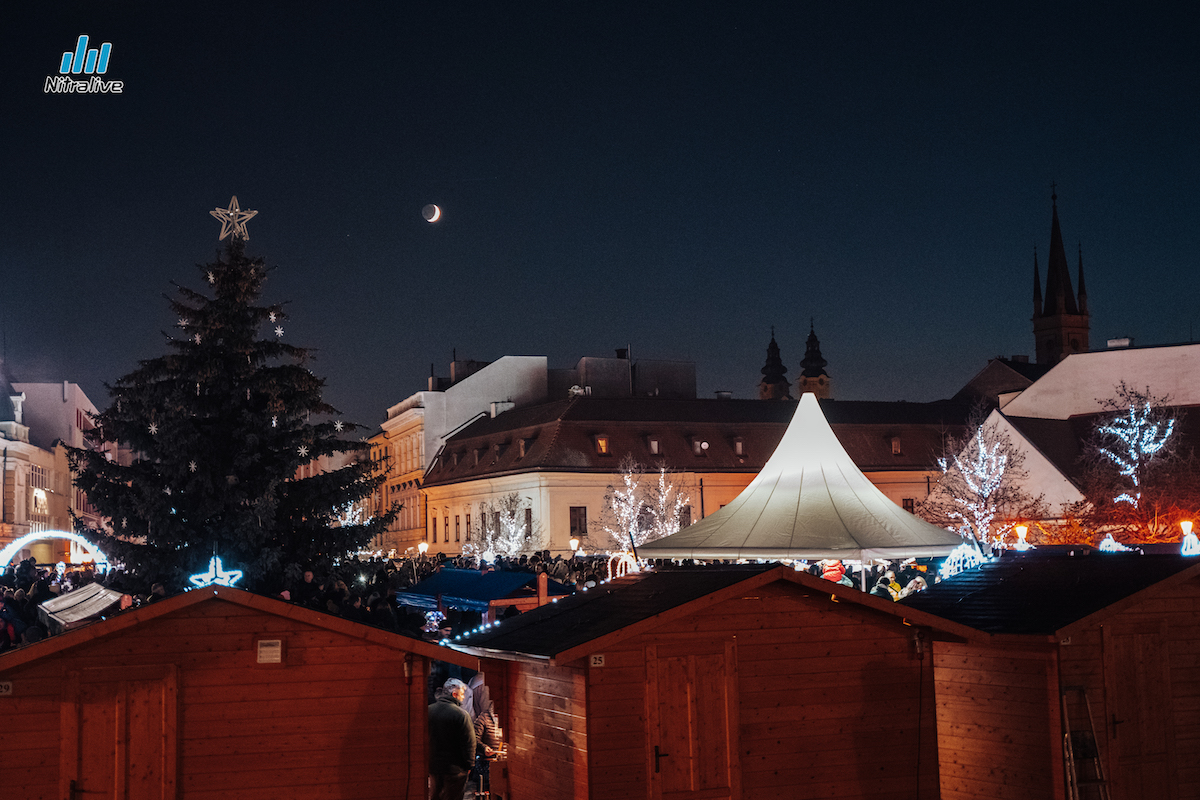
[44,35,123,94]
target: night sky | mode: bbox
[4,4,1198,429]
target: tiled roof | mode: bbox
[452,565,778,658]
[423,397,970,486]
[899,553,1200,635]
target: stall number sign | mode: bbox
[0,681,12,696]
[590,654,605,667]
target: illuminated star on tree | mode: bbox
[269,312,277,322]
[209,196,258,241]
[334,421,344,432]
[275,326,284,338]
[298,445,308,457]
[188,555,243,588]
[148,422,158,435]
[207,271,216,284]
[189,460,197,473]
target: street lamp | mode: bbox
[1013,525,1033,551]
[569,537,580,554]
[418,541,429,555]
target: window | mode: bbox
[692,438,708,456]
[680,505,692,528]
[492,511,501,536]
[474,449,481,466]
[431,517,437,541]
[648,437,660,455]
[594,435,611,455]
[891,436,902,455]
[444,514,450,543]
[465,514,471,541]
[455,515,460,542]
[525,508,533,539]
[733,437,744,456]
[902,498,915,513]
[569,506,588,537]
[518,438,527,458]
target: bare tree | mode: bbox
[464,493,546,559]
[1072,383,1197,543]
[598,456,693,550]
[918,408,1045,549]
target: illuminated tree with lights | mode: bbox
[66,238,394,593]
[599,456,693,550]
[1074,383,1197,543]
[918,411,1044,549]
[466,493,544,559]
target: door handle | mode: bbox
[654,744,670,773]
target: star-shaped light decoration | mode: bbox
[189,460,197,473]
[209,196,258,241]
[194,333,202,345]
[271,415,278,428]
[189,555,243,589]
[275,326,284,338]
[207,271,216,285]
[298,445,309,458]
[148,422,158,435]
[269,312,277,323]
[334,420,344,432]
[179,317,188,327]
[121,517,128,529]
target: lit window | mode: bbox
[518,439,527,458]
[648,437,660,455]
[891,437,902,455]
[594,435,611,455]
[734,437,744,456]
[692,438,709,456]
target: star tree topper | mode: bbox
[210,196,259,241]
[189,556,244,588]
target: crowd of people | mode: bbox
[1,548,933,654]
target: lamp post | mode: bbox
[1013,524,1034,551]
[569,537,580,556]
[418,541,429,555]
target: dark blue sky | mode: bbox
[3,3,1198,428]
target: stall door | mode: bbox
[1103,622,1177,800]
[61,665,178,800]
[646,641,740,800]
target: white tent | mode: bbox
[639,393,963,561]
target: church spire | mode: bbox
[1032,189,1090,365]
[795,320,832,399]
[1032,246,1042,317]
[758,327,792,400]
[1043,188,1079,315]
[1077,243,1088,315]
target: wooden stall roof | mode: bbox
[450,564,977,665]
[396,568,572,611]
[900,553,1200,637]
[0,584,478,672]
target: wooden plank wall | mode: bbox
[1059,575,1200,800]
[0,599,429,800]
[933,640,1059,800]
[505,660,589,799]
[585,583,940,800]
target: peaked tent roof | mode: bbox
[639,393,963,561]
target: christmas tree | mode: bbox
[67,237,392,593]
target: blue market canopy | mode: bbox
[639,393,964,561]
[396,568,572,613]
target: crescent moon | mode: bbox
[422,204,442,223]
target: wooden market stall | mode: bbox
[0,585,478,800]
[453,563,974,800]
[902,552,1200,800]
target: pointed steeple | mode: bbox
[758,327,791,400]
[800,320,828,377]
[795,319,832,400]
[1043,189,1079,315]
[1076,243,1088,315]
[1031,188,1090,365]
[1032,246,1042,317]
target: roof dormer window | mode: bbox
[594,435,611,456]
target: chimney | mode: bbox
[615,348,629,360]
